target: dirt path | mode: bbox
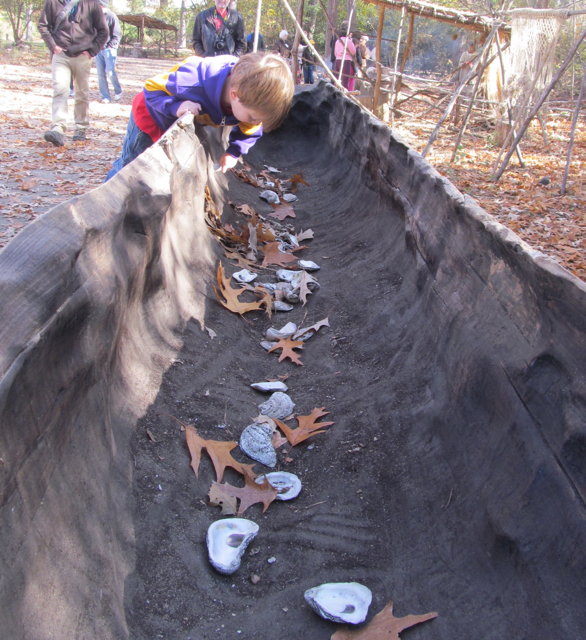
[0,55,171,250]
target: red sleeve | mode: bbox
[132,91,164,143]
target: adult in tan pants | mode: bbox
[38,0,108,145]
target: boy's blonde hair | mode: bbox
[231,53,294,132]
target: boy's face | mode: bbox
[229,87,264,126]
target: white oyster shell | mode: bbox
[298,260,320,271]
[258,392,295,420]
[276,269,298,282]
[251,381,289,393]
[265,322,297,341]
[207,518,259,575]
[260,340,278,351]
[240,423,277,467]
[264,165,281,173]
[255,472,301,501]
[273,301,294,312]
[232,269,257,283]
[259,190,280,204]
[304,582,372,624]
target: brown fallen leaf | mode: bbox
[331,600,438,640]
[208,483,238,515]
[236,203,256,217]
[211,475,278,515]
[289,171,310,193]
[214,263,269,316]
[223,248,259,271]
[271,430,289,449]
[268,337,305,365]
[186,425,256,482]
[275,408,334,446]
[297,228,314,242]
[256,221,276,242]
[254,285,274,319]
[293,316,330,340]
[261,242,299,268]
[269,202,296,220]
[295,271,319,305]
[233,169,261,187]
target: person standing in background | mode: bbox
[273,30,291,60]
[246,31,265,52]
[38,0,108,145]
[95,0,122,104]
[301,37,316,85]
[192,0,245,57]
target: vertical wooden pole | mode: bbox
[374,4,385,115]
[292,0,306,85]
[396,12,414,95]
[390,6,405,126]
[253,0,262,52]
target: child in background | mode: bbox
[106,52,293,180]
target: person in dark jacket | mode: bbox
[301,38,317,84]
[273,30,291,59]
[192,0,245,58]
[246,31,265,53]
[95,0,121,103]
[38,0,108,145]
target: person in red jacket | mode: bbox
[38,0,108,146]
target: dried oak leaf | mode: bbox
[330,600,438,640]
[268,337,304,365]
[186,424,256,482]
[297,228,314,242]
[275,408,334,446]
[256,222,276,243]
[214,263,269,316]
[208,483,238,515]
[296,271,319,305]
[236,203,256,217]
[211,475,278,516]
[293,316,330,340]
[269,202,296,221]
[261,242,299,268]
[233,169,261,187]
[223,248,259,271]
[254,285,274,319]
[289,171,310,193]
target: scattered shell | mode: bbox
[264,165,281,173]
[276,269,298,282]
[259,190,280,204]
[298,260,321,271]
[264,180,275,188]
[273,301,294,312]
[232,269,257,284]
[266,322,297,341]
[284,291,300,304]
[281,193,298,203]
[255,472,302,501]
[207,518,259,575]
[251,381,289,393]
[257,281,277,292]
[258,392,295,420]
[240,423,277,467]
[260,340,278,351]
[304,583,372,625]
[288,234,300,247]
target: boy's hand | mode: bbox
[176,101,202,118]
[218,153,238,173]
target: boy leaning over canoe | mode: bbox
[106,52,294,180]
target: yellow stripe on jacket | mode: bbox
[144,56,204,94]
[239,122,262,135]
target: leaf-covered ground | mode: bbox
[1,46,585,281]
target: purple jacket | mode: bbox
[142,55,263,158]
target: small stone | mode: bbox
[268,556,276,564]
[250,574,260,584]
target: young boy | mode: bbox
[106,52,293,180]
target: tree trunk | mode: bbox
[292,0,305,85]
[346,0,357,32]
[178,0,187,49]
[325,0,338,62]
[306,0,318,36]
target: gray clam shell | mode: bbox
[255,472,301,500]
[232,269,257,283]
[240,423,277,467]
[281,193,298,202]
[258,392,295,419]
[276,269,298,282]
[207,518,259,575]
[304,582,372,624]
[298,260,321,271]
[265,322,297,341]
[259,190,280,204]
[260,340,277,351]
[273,301,294,312]
[251,381,289,393]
